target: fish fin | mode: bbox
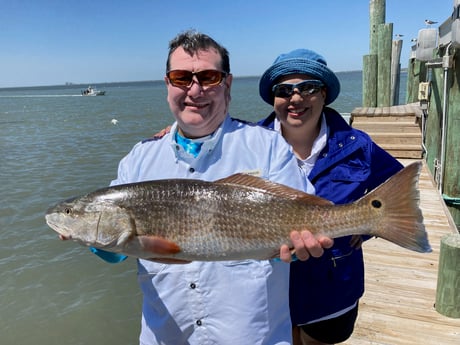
[147,258,191,264]
[362,162,432,253]
[215,173,333,205]
[137,236,181,255]
[117,231,134,246]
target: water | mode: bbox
[0,72,404,344]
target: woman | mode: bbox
[258,49,403,345]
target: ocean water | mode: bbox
[0,72,405,344]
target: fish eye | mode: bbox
[64,207,72,214]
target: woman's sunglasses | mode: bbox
[167,69,228,88]
[272,80,324,98]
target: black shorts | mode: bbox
[299,304,359,344]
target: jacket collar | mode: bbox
[309,108,365,179]
[257,108,366,179]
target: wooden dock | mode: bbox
[350,104,424,159]
[342,159,460,344]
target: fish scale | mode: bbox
[46,162,431,261]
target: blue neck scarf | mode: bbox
[175,132,204,158]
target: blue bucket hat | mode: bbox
[259,49,340,105]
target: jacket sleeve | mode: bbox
[369,142,404,190]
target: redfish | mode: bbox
[45,162,431,261]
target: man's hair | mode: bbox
[166,29,230,73]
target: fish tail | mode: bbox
[363,162,432,253]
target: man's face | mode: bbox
[165,47,232,138]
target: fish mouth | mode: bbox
[45,214,71,239]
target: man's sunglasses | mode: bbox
[166,69,228,88]
[272,80,324,98]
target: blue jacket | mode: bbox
[258,107,403,324]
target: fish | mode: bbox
[45,162,431,261]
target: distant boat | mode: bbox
[81,86,106,96]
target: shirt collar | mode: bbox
[274,113,328,176]
[169,114,229,161]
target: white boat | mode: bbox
[81,86,106,96]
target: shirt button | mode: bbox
[338,143,343,148]
[350,135,356,140]
[196,320,202,326]
[190,283,196,289]
[189,167,195,173]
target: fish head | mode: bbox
[45,192,135,249]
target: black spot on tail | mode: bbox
[371,200,382,208]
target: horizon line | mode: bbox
[0,69,409,90]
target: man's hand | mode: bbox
[152,125,172,139]
[279,230,334,263]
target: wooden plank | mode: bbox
[367,138,421,146]
[383,150,423,159]
[367,132,421,138]
[341,160,460,345]
[374,144,421,150]
[349,105,423,158]
[351,105,421,118]
[352,124,421,133]
[352,116,417,122]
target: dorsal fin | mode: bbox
[215,173,333,206]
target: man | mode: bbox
[91,31,332,344]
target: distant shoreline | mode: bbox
[0,69,408,91]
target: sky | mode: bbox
[0,0,454,88]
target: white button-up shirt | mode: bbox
[111,115,314,345]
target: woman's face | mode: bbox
[273,73,326,129]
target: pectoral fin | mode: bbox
[138,236,190,263]
[137,235,181,255]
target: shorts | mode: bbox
[299,304,359,344]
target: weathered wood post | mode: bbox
[435,233,460,318]
[363,55,378,107]
[363,0,385,106]
[391,38,403,105]
[406,59,427,103]
[425,47,460,228]
[377,23,393,106]
[442,49,460,228]
[369,0,385,55]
